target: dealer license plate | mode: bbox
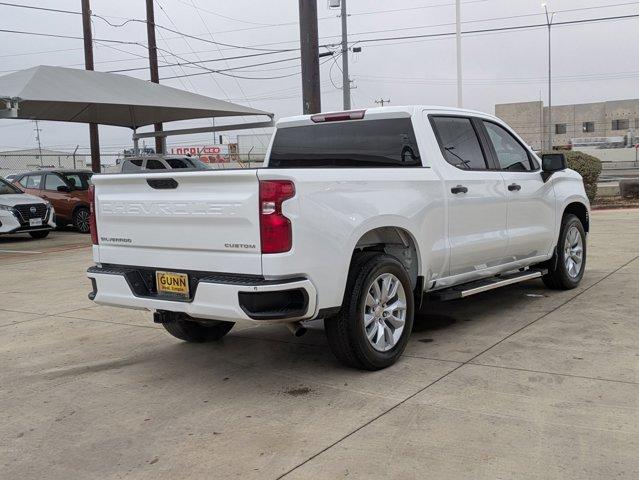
[156,271,189,298]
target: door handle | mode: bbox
[508,183,522,192]
[451,185,468,194]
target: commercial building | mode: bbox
[495,99,639,151]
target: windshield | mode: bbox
[0,177,22,195]
[60,172,92,190]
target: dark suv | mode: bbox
[12,170,93,233]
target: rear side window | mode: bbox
[430,116,487,170]
[122,159,143,173]
[268,118,421,168]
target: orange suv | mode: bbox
[12,170,93,233]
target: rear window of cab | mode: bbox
[268,118,421,168]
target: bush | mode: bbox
[565,150,602,202]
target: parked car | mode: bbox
[87,106,590,370]
[0,177,55,238]
[118,156,210,173]
[12,170,93,233]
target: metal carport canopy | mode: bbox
[0,65,273,129]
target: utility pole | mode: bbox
[340,0,350,110]
[298,0,321,114]
[455,0,463,108]
[33,120,43,164]
[543,3,555,152]
[375,99,390,107]
[81,0,101,173]
[145,0,164,154]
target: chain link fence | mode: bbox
[0,152,87,179]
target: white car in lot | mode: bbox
[87,106,590,370]
[0,177,55,238]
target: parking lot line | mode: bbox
[0,249,42,254]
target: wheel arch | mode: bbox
[349,225,421,291]
[563,201,589,233]
[71,202,90,217]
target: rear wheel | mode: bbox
[29,230,50,239]
[542,213,586,290]
[325,253,414,370]
[73,207,90,233]
[162,314,234,342]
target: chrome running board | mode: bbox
[429,269,547,301]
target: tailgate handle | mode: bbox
[147,178,178,189]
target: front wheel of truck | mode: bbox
[162,314,234,342]
[325,253,414,370]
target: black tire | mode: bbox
[29,230,50,239]
[73,207,91,233]
[162,314,234,342]
[542,213,586,290]
[325,253,415,370]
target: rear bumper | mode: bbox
[87,265,317,324]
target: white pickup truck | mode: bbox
[87,106,590,370]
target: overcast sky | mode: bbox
[1,0,638,154]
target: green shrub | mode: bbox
[565,150,602,202]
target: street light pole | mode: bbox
[543,3,555,152]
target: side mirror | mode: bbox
[541,153,567,182]
[57,185,71,192]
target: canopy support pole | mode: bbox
[133,129,139,155]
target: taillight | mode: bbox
[259,180,295,254]
[88,184,98,245]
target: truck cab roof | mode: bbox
[276,105,503,129]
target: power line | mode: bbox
[347,11,639,47]
[91,13,291,53]
[0,28,146,47]
[0,1,80,15]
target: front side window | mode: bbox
[145,159,166,170]
[166,158,193,169]
[430,116,487,170]
[483,121,533,172]
[19,174,42,189]
[269,118,421,168]
[555,124,567,134]
[44,173,68,191]
[61,173,91,190]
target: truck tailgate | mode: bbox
[92,170,262,274]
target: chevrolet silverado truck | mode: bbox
[87,106,589,370]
